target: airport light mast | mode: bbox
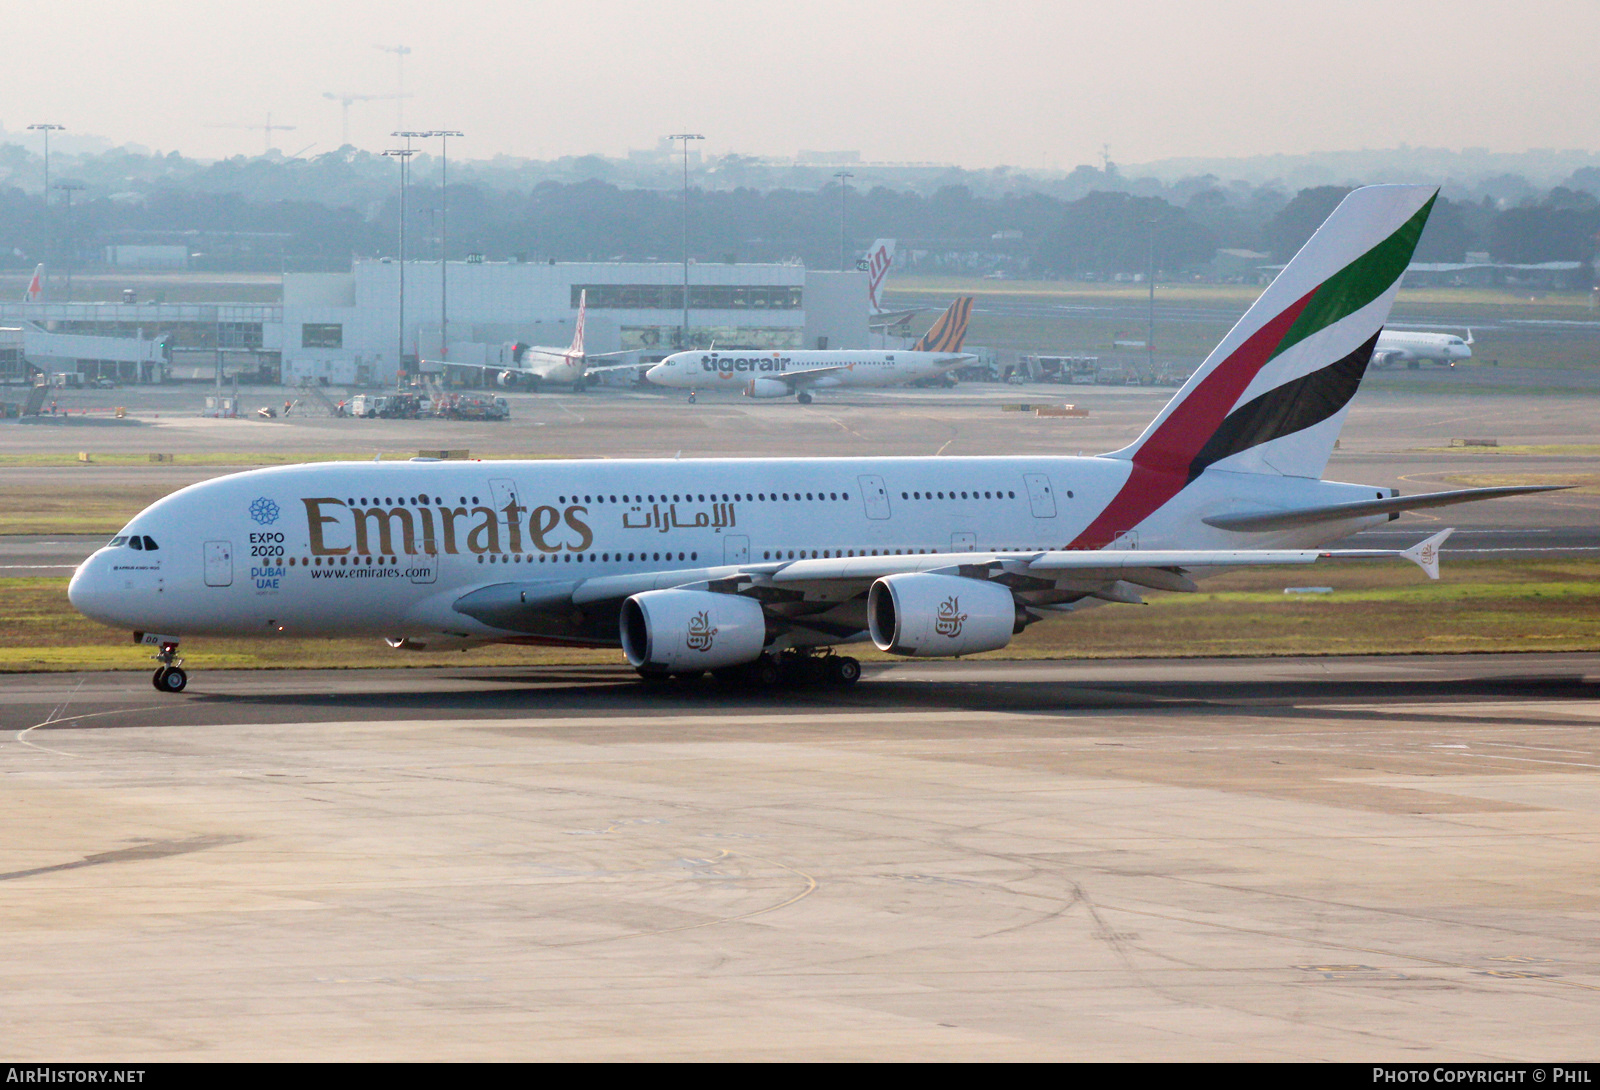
[834,171,854,272]
[384,141,420,382]
[53,182,84,302]
[420,130,463,360]
[667,134,704,349]
[28,124,64,269]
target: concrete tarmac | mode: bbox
[4,655,1599,1060]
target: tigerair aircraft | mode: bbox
[70,186,1557,693]
[644,296,977,403]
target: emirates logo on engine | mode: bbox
[686,610,718,652]
[934,595,967,638]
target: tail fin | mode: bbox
[1110,185,1436,481]
[864,239,895,312]
[568,289,587,356]
[911,296,974,352]
[23,264,43,303]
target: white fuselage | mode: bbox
[68,456,1389,647]
[645,349,971,393]
[1374,330,1471,366]
[492,343,586,387]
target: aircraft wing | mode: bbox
[761,365,854,389]
[869,308,921,330]
[423,357,510,374]
[450,530,1455,638]
[760,532,1453,586]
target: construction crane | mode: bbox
[209,114,297,155]
[323,91,411,145]
[377,44,412,129]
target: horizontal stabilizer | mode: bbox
[1201,485,1567,533]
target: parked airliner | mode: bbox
[644,296,976,402]
[429,289,612,390]
[1372,328,1472,368]
[69,186,1556,693]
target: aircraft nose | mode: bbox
[645,362,667,381]
[67,552,122,626]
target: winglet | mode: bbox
[1402,528,1453,580]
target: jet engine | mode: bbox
[743,378,791,399]
[868,573,1018,657]
[497,371,521,388]
[620,589,768,672]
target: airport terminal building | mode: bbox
[0,261,869,387]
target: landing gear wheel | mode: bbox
[828,656,861,687]
[797,391,813,404]
[154,666,187,693]
[752,656,782,687]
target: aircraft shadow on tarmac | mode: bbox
[149,666,1600,730]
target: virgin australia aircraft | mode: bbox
[860,238,922,331]
[70,186,1556,694]
[643,296,976,403]
[428,289,616,390]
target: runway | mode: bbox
[5,655,1599,1060]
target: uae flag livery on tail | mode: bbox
[1072,185,1438,549]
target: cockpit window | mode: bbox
[129,537,143,550]
[141,536,159,551]
[109,536,128,547]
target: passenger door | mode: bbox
[724,535,750,565]
[1022,473,1057,519]
[203,540,233,587]
[857,475,891,520]
[950,532,976,552]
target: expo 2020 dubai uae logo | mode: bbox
[249,497,281,526]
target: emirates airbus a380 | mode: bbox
[70,186,1555,693]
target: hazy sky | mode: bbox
[6,1,1599,168]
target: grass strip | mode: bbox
[5,559,1597,673]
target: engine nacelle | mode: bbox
[620,589,767,672]
[743,378,791,399]
[868,573,1017,657]
[497,370,520,388]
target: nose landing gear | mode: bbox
[151,641,187,693]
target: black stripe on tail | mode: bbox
[1185,330,1380,484]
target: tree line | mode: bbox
[2,144,1599,278]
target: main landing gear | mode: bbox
[151,641,187,693]
[637,651,860,690]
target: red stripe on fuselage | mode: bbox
[1068,287,1315,548]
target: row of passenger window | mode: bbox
[558,491,850,504]
[760,546,1063,560]
[285,552,705,567]
[339,487,1065,510]
[900,489,1075,501]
